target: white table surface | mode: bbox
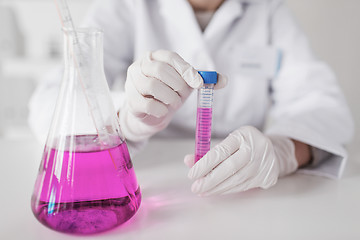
[1,137,360,240]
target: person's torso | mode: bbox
[132,0,281,138]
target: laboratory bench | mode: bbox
[1,136,359,240]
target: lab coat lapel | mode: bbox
[158,0,245,70]
[159,0,215,69]
[204,1,244,41]
[159,0,203,47]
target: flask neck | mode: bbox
[63,28,104,70]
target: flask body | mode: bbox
[31,28,141,234]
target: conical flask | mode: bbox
[31,28,141,234]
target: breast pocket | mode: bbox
[230,45,282,80]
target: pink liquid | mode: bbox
[195,107,212,162]
[31,135,141,234]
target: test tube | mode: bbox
[195,71,217,163]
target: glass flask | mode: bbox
[31,28,141,234]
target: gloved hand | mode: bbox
[118,50,227,142]
[185,126,298,196]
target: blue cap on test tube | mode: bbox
[198,71,218,84]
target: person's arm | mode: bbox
[118,50,227,143]
[184,0,353,196]
[292,140,311,167]
[266,0,354,178]
[185,126,299,196]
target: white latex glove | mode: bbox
[185,126,298,196]
[118,50,227,142]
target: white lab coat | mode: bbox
[28,0,354,178]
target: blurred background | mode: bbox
[0,0,359,151]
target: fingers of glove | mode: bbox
[140,114,167,127]
[220,174,278,195]
[151,50,203,89]
[195,162,257,196]
[138,53,192,99]
[184,154,195,168]
[128,61,182,109]
[190,146,251,194]
[201,148,279,196]
[188,133,243,180]
[202,157,279,196]
[252,159,279,189]
[217,179,257,195]
[213,73,228,90]
[125,79,168,118]
[136,75,182,109]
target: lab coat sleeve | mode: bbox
[28,0,146,155]
[265,0,354,178]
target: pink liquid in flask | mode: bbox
[195,107,212,162]
[31,135,141,234]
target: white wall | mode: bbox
[0,0,93,136]
[1,0,93,59]
[285,0,360,150]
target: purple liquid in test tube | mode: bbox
[195,71,218,162]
